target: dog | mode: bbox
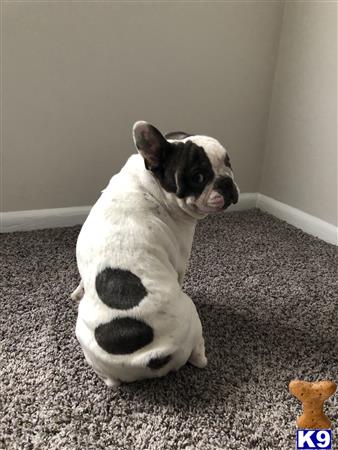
[73,121,239,386]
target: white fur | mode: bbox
[75,134,237,386]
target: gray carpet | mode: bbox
[1,209,337,450]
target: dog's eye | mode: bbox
[191,173,204,184]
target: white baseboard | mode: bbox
[0,193,257,233]
[227,192,258,212]
[257,194,337,245]
[1,206,91,233]
[1,193,337,246]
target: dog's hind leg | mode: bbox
[185,296,208,369]
[70,280,84,303]
[94,369,121,388]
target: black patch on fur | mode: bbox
[95,317,153,354]
[170,141,214,198]
[213,176,238,207]
[134,123,214,198]
[147,354,171,370]
[151,140,214,198]
[165,131,192,140]
[96,268,147,310]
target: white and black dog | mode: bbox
[73,121,239,387]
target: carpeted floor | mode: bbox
[1,209,337,450]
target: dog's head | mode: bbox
[133,121,239,217]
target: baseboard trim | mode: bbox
[1,193,337,245]
[257,194,337,245]
[227,192,258,212]
[1,206,92,233]
[1,193,257,233]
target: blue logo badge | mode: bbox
[296,429,332,449]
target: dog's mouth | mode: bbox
[185,186,239,216]
[198,190,236,214]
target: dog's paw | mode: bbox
[105,378,121,388]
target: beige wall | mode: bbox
[2,1,284,211]
[260,1,337,226]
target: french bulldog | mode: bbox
[73,121,239,386]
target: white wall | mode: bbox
[2,1,284,211]
[260,1,337,226]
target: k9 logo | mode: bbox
[296,430,332,449]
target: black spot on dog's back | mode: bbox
[95,317,153,354]
[96,268,147,310]
[147,354,171,370]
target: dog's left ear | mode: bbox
[133,121,170,171]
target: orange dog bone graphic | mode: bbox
[289,380,336,429]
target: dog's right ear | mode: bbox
[133,121,170,171]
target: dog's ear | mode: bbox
[133,121,170,171]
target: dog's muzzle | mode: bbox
[208,176,238,210]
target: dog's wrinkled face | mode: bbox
[133,121,239,216]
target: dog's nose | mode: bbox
[213,176,238,206]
